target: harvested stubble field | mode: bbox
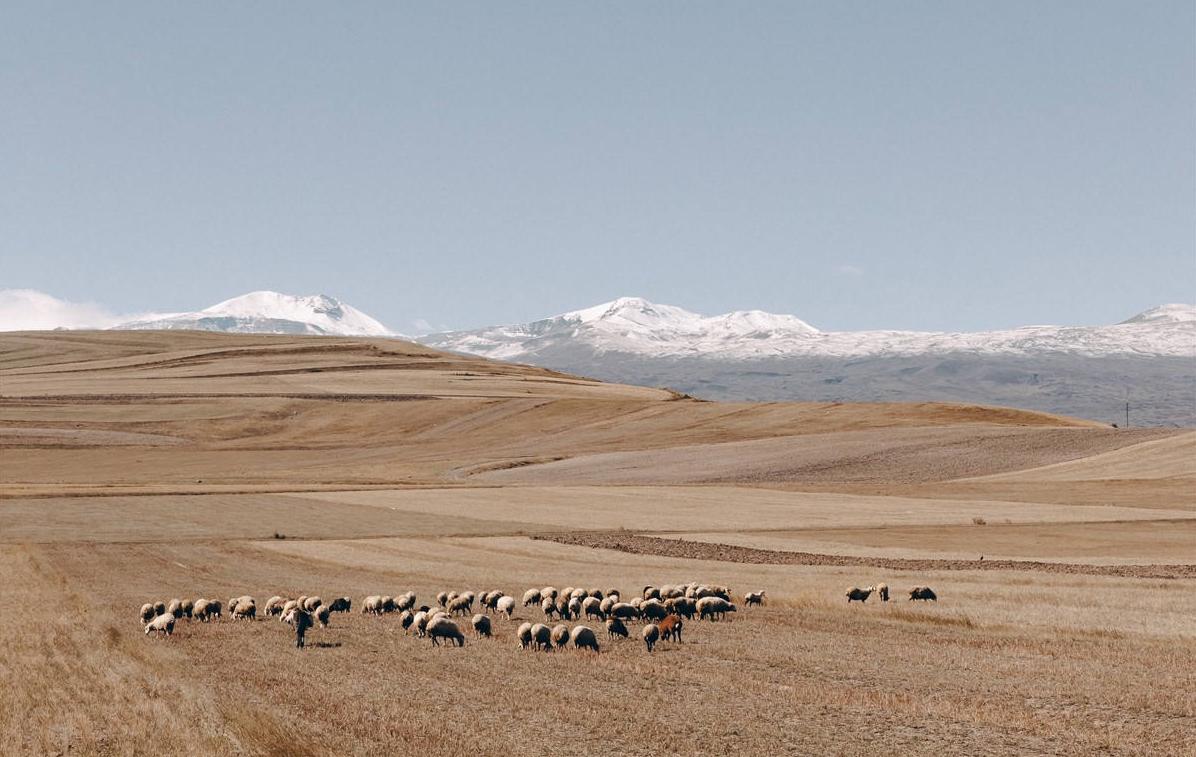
[1,331,1193,756]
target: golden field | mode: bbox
[1,331,1193,755]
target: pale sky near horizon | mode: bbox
[2,2,1193,333]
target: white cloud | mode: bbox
[0,289,122,331]
[834,264,865,277]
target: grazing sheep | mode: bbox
[582,596,605,621]
[178,599,194,619]
[567,597,582,619]
[571,625,600,653]
[846,586,874,604]
[541,598,557,620]
[643,586,661,601]
[541,587,558,602]
[530,623,552,651]
[399,610,414,633]
[605,588,620,601]
[658,614,683,643]
[606,617,629,639]
[496,595,516,619]
[522,588,541,607]
[396,592,416,612]
[569,588,587,602]
[587,588,603,600]
[139,603,155,624]
[145,613,176,637]
[380,596,398,613]
[428,617,466,647]
[642,623,660,652]
[264,596,288,616]
[696,597,736,621]
[472,614,492,638]
[302,596,322,612]
[166,599,183,618]
[909,586,938,602]
[194,599,221,622]
[640,600,668,622]
[328,597,352,613]
[315,605,332,628]
[599,596,617,615]
[412,611,430,637]
[517,622,534,649]
[551,624,570,648]
[484,592,506,613]
[436,591,450,608]
[875,583,889,602]
[361,595,383,615]
[448,595,473,616]
[665,597,697,620]
[744,590,766,607]
[609,602,641,622]
[231,598,256,621]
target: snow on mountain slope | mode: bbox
[115,291,396,337]
[421,298,1196,360]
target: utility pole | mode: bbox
[1125,387,1130,429]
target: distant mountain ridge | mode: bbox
[115,291,396,337]
[422,297,1195,360]
[420,298,1195,427]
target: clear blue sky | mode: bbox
[2,2,1193,333]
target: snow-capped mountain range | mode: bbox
[421,297,1195,360]
[115,291,395,337]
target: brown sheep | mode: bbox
[658,614,683,643]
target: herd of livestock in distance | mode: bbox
[138,581,939,653]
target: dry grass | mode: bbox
[1,331,1193,755]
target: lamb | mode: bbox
[522,588,542,607]
[744,590,766,607]
[328,597,352,613]
[875,583,889,602]
[571,625,600,653]
[658,614,683,643]
[551,623,570,648]
[472,614,492,638]
[909,586,938,602]
[139,603,156,624]
[428,617,465,647]
[530,623,552,651]
[495,595,516,619]
[642,623,660,652]
[846,586,874,604]
[264,596,288,616]
[605,617,629,639]
[696,596,736,621]
[582,596,605,621]
[517,622,534,649]
[145,612,176,637]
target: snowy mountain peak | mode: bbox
[1120,303,1196,325]
[115,291,395,336]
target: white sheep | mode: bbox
[264,596,288,616]
[495,595,516,619]
[846,586,874,603]
[145,613,176,637]
[522,588,541,607]
[530,623,552,651]
[139,603,155,624]
[744,590,766,607]
[427,616,465,647]
[696,596,736,621]
[551,623,570,648]
[517,622,533,649]
[642,623,660,652]
[472,614,492,638]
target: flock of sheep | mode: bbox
[139,581,939,650]
[138,582,756,653]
